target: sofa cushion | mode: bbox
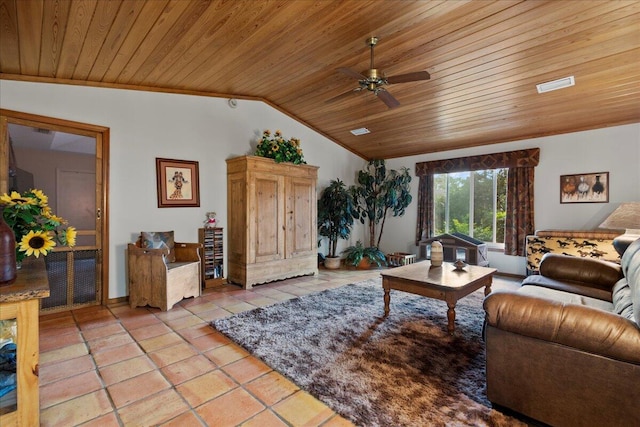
[518,285,614,313]
[522,274,613,302]
[612,280,635,324]
[621,238,640,325]
[140,231,176,263]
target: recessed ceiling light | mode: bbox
[536,76,575,94]
[350,127,370,136]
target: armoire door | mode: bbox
[252,171,286,263]
[286,176,317,258]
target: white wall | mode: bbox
[383,123,640,274]
[0,80,365,299]
[2,80,638,290]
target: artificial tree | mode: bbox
[317,179,357,266]
[350,159,412,249]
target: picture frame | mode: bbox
[156,158,200,208]
[560,172,608,204]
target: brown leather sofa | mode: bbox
[483,238,640,427]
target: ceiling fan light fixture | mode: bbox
[350,127,370,136]
[536,76,575,93]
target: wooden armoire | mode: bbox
[226,156,318,288]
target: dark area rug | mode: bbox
[212,278,526,427]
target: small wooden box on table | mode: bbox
[0,257,50,427]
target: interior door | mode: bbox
[0,109,109,311]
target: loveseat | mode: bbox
[483,238,640,427]
[525,229,622,276]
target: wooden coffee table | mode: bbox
[380,260,497,334]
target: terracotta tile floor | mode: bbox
[38,267,520,426]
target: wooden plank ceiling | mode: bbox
[1,0,639,160]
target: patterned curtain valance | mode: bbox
[415,148,539,176]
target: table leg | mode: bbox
[484,277,493,296]
[447,302,456,335]
[384,288,390,317]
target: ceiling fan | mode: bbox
[329,37,430,109]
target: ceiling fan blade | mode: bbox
[325,87,363,104]
[386,71,430,84]
[376,89,400,109]
[337,67,367,80]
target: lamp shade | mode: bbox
[600,202,640,255]
[599,202,640,232]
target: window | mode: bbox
[433,169,507,245]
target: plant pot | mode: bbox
[357,257,371,270]
[324,256,341,269]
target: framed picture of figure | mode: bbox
[156,158,200,208]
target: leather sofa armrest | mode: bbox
[483,290,640,364]
[174,242,202,263]
[539,253,622,287]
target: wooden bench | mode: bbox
[127,240,201,311]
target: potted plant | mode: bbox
[342,241,387,269]
[317,179,356,269]
[254,129,306,164]
[350,159,412,248]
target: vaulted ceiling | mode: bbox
[1,0,639,159]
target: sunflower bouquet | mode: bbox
[254,129,306,164]
[0,189,76,263]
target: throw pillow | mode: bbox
[140,231,176,263]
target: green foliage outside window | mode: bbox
[434,169,507,244]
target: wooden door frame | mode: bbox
[0,108,110,305]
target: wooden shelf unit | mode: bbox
[0,257,50,427]
[198,227,225,288]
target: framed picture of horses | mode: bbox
[560,172,608,204]
[156,158,200,207]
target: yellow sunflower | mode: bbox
[44,212,66,224]
[30,189,49,206]
[18,230,56,258]
[64,227,77,247]
[0,191,37,207]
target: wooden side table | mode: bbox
[0,257,50,426]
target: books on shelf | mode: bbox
[198,227,224,287]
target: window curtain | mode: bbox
[504,166,535,255]
[415,174,433,245]
[415,148,540,255]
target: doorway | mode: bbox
[0,109,109,312]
